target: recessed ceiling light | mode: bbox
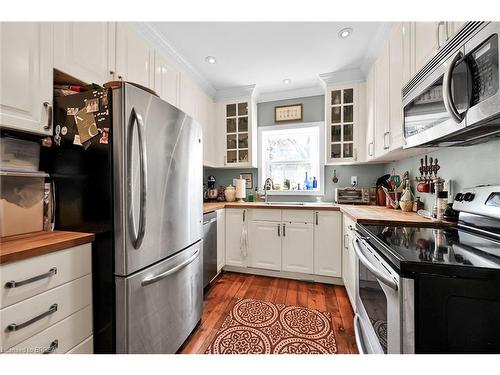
[205,56,217,64]
[338,28,353,39]
[283,78,292,85]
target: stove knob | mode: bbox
[455,193,464,201]
[463,192,475,202]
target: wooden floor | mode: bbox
[180,272,358,354]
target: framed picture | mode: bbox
[240,173,253,189]
[274,104,303,122]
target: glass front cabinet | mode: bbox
[325,83,364,164]
[215,96,257,168]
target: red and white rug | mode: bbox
[205,298,337,354]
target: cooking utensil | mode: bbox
[332,169,338,184]
[376,174,391,188]
[382,186,399,209]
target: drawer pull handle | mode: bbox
[6,304,58,332]
[4,267,57,289]
[43,339,59,354]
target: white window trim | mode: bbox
[257,121,325,196]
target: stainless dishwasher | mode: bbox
[202,211,218,288]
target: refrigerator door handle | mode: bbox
[128,108,148,249]
[141,247,200,286]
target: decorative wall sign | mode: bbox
[274,104,303,122]
[240,173,253,189]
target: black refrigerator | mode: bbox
[41,82,203,353]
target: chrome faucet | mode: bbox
[263,178,274,203]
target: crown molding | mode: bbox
[214,84,257,102]
[132,22,217,99]
[255,84,324,103]
[319,68,366,87]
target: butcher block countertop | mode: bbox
[0,231,94,265]
[203,201,454,227]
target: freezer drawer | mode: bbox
[115,241,203,353]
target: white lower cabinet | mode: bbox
[216,209,226,272]
[225,208,343,278]
[313,211,342,277]
[225,208,247,267]
[342,215,357,308]
[0,243,93,354]
[282,222,313,274]
[248,221,282,271]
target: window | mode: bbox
[259,122,323,194]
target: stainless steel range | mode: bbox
[352,185,500,354]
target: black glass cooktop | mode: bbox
[357,224,500,278]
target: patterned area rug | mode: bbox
[205,298,337,354]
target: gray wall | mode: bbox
[203,164,386,202]
[386,138,500,208]
[205,95,387,202]
[257,95,324,126]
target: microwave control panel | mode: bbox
[469,34,499,106]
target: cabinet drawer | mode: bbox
[1,243,91,308]
[6,305,93,354]
[250,209,281,222]
[67,335,93,354]
[282,209,313,223]
[1,274,92,352]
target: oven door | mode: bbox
[403,46,469,148]
[352,236,401,354]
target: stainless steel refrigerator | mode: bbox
[42,82,203,353]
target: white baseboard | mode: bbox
[222,265,344,286]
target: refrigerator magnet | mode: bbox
[73,134,82,146]
[85,98,99,113]
[67,107,79,116]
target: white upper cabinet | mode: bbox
[178,72,198,118]
[412,21,451,73]
[153,51,179,106]
[54,22,115,84]
[0,22,53,135]
[374,41,391,158]
[214,97,256,168]
[387,22,411,152]
[115,23,154,89]
[313,211,342,277]
[365,67,376,161]
[326,83,364,164]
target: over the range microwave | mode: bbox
[403,22,500,148]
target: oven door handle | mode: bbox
[353,237,398,291]
[443,49,466,124]
[354,314,367,354]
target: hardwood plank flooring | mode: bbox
[179,272,357,354]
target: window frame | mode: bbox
[257,121,325,196]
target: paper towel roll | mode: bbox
[235,178,246,202]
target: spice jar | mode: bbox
[413,197,424,212]
[436,191,448,220]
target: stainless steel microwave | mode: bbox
[403,22,500,148]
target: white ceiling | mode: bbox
[148,22,391,97]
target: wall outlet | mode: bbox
[351,176,358,186]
